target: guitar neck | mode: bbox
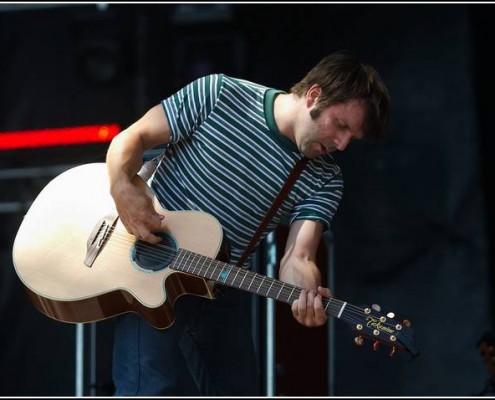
[170,248,348,320]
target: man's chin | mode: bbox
[304,152,322,159]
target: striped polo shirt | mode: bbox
[152,74,343,267]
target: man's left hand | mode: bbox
[291,286,331,327]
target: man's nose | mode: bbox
[335,134,351,151]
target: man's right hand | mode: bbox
[110,178,164,244]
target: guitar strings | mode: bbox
[106,228,402,335]
[99,225,404,333]
[103,225,401,331]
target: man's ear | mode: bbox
[306,84,322,107]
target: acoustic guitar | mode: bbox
[12,163,419,358]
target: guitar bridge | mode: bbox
[84,213,119,267]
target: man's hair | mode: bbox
[290,50,390,140]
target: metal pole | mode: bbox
[325,231,336,396]
[75,323,84,397]
[265,231,277,396]
[250,249,261,362]
[90,322,97,396]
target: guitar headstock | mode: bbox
[341,303,419,358]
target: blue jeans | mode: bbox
[112,288,261,396]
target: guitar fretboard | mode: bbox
[170,248,347,319]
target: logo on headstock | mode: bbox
[366,316,395,334]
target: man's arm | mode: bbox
[106,104,171,243]
[279,219,332,327]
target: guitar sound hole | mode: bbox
[131,232,177,272]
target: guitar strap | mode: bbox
[235,156,309,268]
[138,153,165,181]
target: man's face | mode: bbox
[295,88,366,158]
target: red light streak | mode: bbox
[0,124,121,150]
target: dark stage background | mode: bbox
[1,3,494,397]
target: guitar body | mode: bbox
[12,163,224,329]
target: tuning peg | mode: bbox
[372,304,381,312]
[354,336,364,346]
[387,312,395,319]
[373,340,380,351]
[390,346,397,357]
[402,318,412,327]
